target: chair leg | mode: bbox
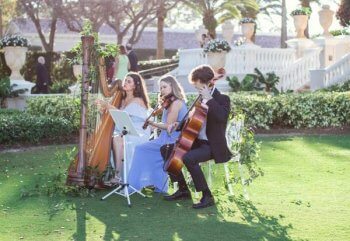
[224,162,234,196]
[237,158,249,200]
[208,161,213,189]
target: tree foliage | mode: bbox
[337,0,350,27]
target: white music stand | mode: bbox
[101,109,146,206]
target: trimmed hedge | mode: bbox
[25,92,350,131]
[139,58,178,71]
[231,92,350,129]
[3,91,349,145]
[0,111,75,144]
[26,96,81,129]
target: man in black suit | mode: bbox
[161,65,232,209]
[126,44,138,72]
[36,56,51,94]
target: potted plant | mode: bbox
[290,7,312,38]
[1,35,29,81]
[239,17,256,44]
[0,34,35,94]
[203,39,231,71]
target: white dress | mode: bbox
[112,102,150,178]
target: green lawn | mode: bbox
[0,135,349,241]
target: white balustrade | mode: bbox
[177,47,322,91]
[178,48,207,75]
[310,53,350,90]
[178,47,296,76]
[225,48,296,74]
[278,48,321,91]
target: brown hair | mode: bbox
[120,72,150,108]
[189,65,215,84]
[119,45,127,55]
[158,75,187,102]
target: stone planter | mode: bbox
[69,64,83,95]
[3,46,35,94]
[73,64,83,79]
[293,15,309,38]
[319,5,334,38]
[207,51,226,71]
[241,23,255,44]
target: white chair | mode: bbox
[206,117,249,199]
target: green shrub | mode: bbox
[24,91,350,132]
[50,79,74,93]
[231,92,350,129]
[26,96,81,129]
[138,58,178,71]
[318,79,350,92]
[0,112,75,144]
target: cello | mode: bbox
[163,92,209,176]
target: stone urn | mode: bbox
[319,5,334,38]
[221,21,234,44]
[207,51,226,71]
[73,64,83,79]
[241,23,255,44]
[293,15,309,38]
[69,64,83,95]
[3,46,35,94]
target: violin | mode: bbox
[142,94,177,130]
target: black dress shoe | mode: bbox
[163,189,191,201]
[192,195,215,209]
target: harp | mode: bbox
[66,35,122,187]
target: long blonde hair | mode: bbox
[158,75,187,102]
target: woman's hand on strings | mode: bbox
[95,99,113,113]
[167,122,179,134]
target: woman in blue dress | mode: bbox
[128,75,187,193]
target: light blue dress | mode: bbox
[128,101,188,193]
[112,102,150,179]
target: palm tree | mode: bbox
[218,0,259,23]
[183,0,258,38]
[281,0,287,48]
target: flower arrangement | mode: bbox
[203,39,231,53]
[239,17,256,25]
[0,35,29,48]
[290,7,312,16]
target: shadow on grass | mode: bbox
[68,191,299,241]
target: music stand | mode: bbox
[101,109,146,206]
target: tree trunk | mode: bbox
[281,0,287,48]
[203,10,217,38]
[0,6,3,38]
[156,0,165,59]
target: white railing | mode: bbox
[278,48,321,91]
[226,48,296,74]
[178,47,321,91]
[310,53,350,90]
[178,47,296,75]
[178,48,207,75]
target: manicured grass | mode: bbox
[0,135,349,241]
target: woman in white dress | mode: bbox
[96,72,150,183]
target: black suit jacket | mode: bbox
[205,88,232,163]
[127,50,138,72]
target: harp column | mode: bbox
[78,35,95,184]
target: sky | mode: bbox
[172,0,342,37]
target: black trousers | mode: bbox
[160,140,213,192]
